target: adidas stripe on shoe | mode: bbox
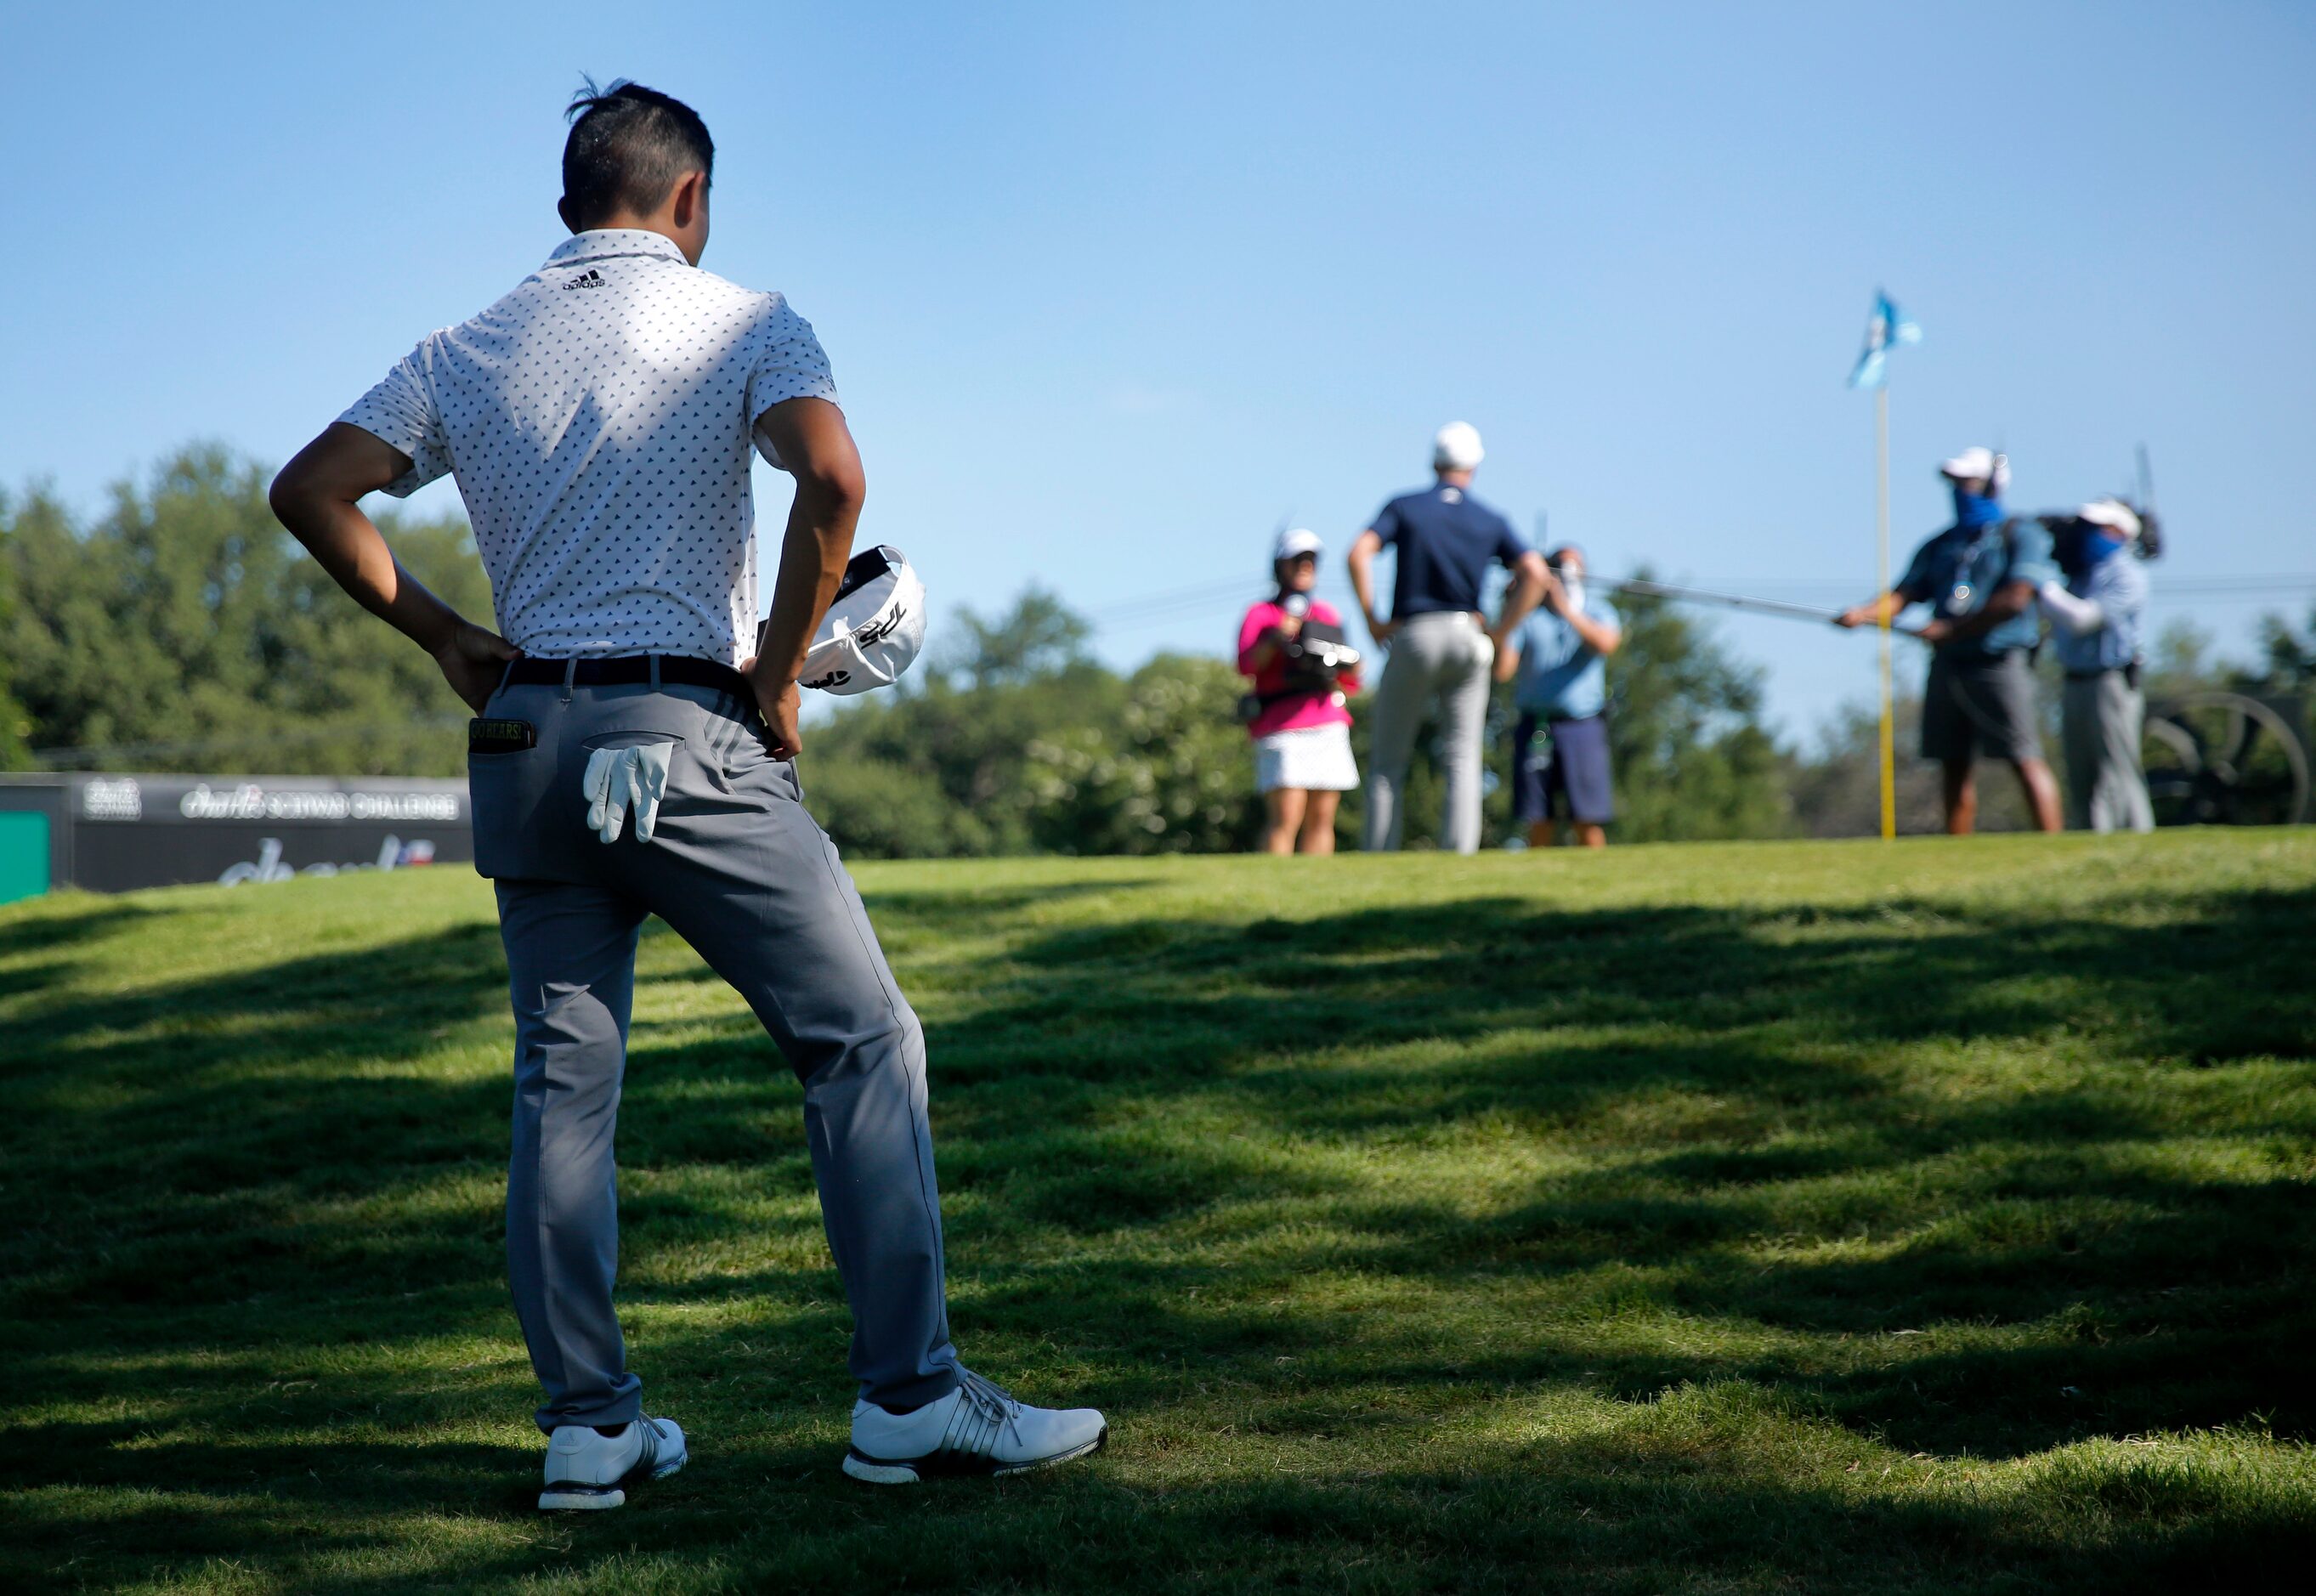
[843,1369,1106,1485]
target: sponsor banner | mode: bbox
[72,776,468,828]
[0,773,472,894]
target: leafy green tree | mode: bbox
[1025,654,1255,854]
[2245,607,2316,694]
[0,493,31,770]
[3,445,493,775]
[807,588,1129,857]
[1599,578,1794,840]
[945,586,1093,688]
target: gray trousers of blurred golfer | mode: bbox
[468,676,958,1433]
[2062,671,2154,834]
[1362,611,1494,854]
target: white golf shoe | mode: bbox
[538,1415,688,1510]
[843,1368,1107,1484]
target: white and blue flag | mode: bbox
[1847,291,1922,389]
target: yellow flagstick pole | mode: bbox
[1876,382,1895,840]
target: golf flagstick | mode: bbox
[1877,384,1894,841]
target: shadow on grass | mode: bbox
[2,872,2312,1588]
[9,1411,2310,1595]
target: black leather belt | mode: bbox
[503,654,749,695]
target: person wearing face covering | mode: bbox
[1837,447,2064,835]
[2037,499,2155,833]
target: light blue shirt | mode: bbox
[1513,594,1619,719]
[1894,518,2058,658]
[2053,554,2149,672]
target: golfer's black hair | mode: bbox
[1546,543,1586,569]
[560,78,714,229]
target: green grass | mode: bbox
[3,831,2314,1593]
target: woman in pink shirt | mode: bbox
[1237,529,1363,854]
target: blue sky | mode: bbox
[4,1,2311,739]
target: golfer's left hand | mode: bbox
[1914,619,1953,646]
[740,659,804,760]
[433,620,519,712]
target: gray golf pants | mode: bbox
[2062,671,2154,834]
[468,673,958,1433]
[1362,610,1495,854]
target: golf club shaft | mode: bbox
[1598,577,1925,637]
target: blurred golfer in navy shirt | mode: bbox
[1348,422,1547,853]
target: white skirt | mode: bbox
[1254,721,1359,794]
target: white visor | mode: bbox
[1274,527,1323,562]
[2077,498,2143,541]
[799,546,926,695]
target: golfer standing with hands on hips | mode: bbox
[268,80,1104,1510]
[1348,423,1549,853]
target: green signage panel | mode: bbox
[0,811,49,905]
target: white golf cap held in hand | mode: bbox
[583,742,674,846]
[1433,422,1485,472]
[801,546,926,695]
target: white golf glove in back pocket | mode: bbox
[581,741,676,845]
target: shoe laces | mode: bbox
[949,1368,1024,1455]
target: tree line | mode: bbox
[5,446,2309,854]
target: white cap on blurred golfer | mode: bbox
[2078,498,2143,541]
[800,546,926,695]
[1433,422,1486,473]
[1939,446,2011,492]
[1273,527,1323,562]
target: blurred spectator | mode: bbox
[1495,545,1622,847]
[1347,422,1547,853]
[1837,447,2063,834]
[1237,529,1362,853]
[2041,498,2155,833]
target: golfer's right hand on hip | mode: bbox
[739,658,804,760]
[433,620,519,711]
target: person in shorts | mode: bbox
[1237,529,1362,853]
[1838,447,2063,834]
[1493,545,1621,847]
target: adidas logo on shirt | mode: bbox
[563,268,607,290]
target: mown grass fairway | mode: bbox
[3,832,2313,1592]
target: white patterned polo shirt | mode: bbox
[339,228,839,665]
